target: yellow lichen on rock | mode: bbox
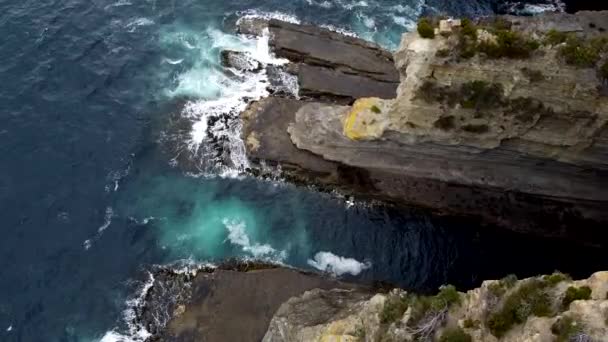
[343,98,390,140]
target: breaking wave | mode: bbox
[307,251,372,276]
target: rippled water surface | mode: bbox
[1,0,606,341]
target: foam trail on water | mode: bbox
[223,218,287,262]
[308,252,371,276]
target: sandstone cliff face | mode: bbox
[263,272,608,342]
[243,12,608,244]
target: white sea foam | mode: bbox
[236,9,301,25]
[308,251,371,276]
[98,207,114,233]
[125,18,154,32]
[501,0,565,15]
[223,218,287,261]
[104,0,132,11]
[164,27,290,177]
[162,58,183,65]
[99,272,155,342]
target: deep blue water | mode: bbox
[1,0,606,341]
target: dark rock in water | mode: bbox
[236,17,268,36]
[220,50,262,72]
[149,266,364,342]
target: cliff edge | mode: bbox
[240,13,608,245]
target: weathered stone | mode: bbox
[268,20,399,83]
[298,64,398,103]
[220,50,261,71]
[236,17,268,36]
[242,97,339,176]
[154,267,362,342]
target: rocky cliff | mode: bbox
[238,13,608,245]
[263,271,608,342]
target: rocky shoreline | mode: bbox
[135,261,608,342]
[230,13,608,246]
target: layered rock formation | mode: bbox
[263,271,608,342]
[237,13,608,245]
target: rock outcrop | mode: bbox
[239,12,608,245]
[263,272,608,342]
[142,262,366,342]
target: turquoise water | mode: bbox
[2,0,606,341]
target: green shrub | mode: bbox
[370,105,381,114]
[543,272,571,286]
[408,285,462,326]
[418,18,435,39]
[601,61,608,82]
[562,286,592,309]
[521,68,545,83]
[434,116,456,130]
[479,29,540,59]
[501,274,518,288]
[559,37,601,67]
[544,29,570,46]
[460,81,504,110]
[439,327,472,342]
[380,294,409,324]
[551,316,585,342]
[487,279,553,338]
[460,18,478,40]
[462,124,489,134]
[463,318,480,329]
[436,48,451,57]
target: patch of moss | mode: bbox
[380,294,409,324]
[562,286,592,309]
[418,18,435,39]
[439,327,472,342]
[551,316,586,342]
[479,29,540,59]
[370,105,382,114]
[487,279,554,338]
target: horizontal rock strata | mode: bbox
[238,13,608,245]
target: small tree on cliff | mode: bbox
[418,18,435,39]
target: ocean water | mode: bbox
[1,0,606,341]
